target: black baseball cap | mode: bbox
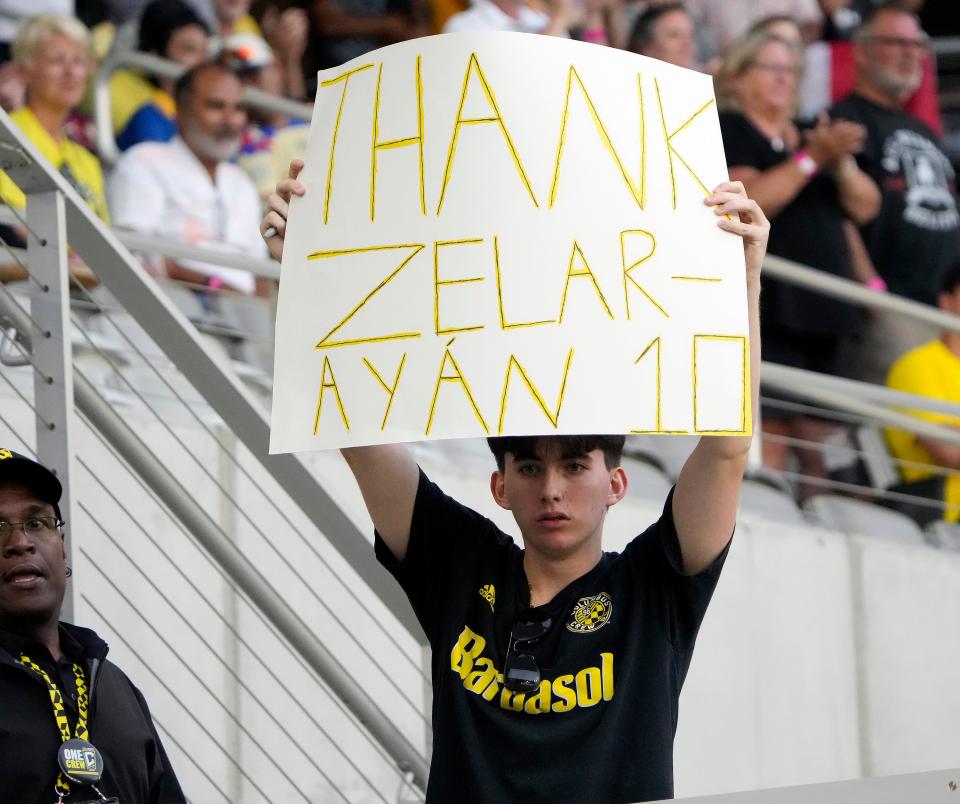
[0,449,63,519]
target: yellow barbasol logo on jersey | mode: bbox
[567,592,613,633]
[450,626,613,714]
[478,584,495,612]
[0,449,12,460]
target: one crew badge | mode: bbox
[58,738,103,784]
[567,592,613,633]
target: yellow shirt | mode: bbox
[232,15,262,36]
[885,339,960,522]
[107,69,156,135]
[237,123,310,199]
[0,107,110,223]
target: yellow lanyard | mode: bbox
[19,653,90,798]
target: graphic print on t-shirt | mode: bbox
[567,592,613,633]
[478,584,496,612]
[450,626,615,715]
[882,129,959,232]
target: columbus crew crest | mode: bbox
[567,592,613,633]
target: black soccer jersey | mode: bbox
[376,470,729,804]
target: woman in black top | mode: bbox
[717,29,880,491]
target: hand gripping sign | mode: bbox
[270,32,750,453]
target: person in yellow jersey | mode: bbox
[885,261,960,525]
[0,15,105,287]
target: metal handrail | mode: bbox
[0,106,430,789]
[93,48,313,166]
[0,207,280,280]
[763,254,960,335]
[762,362,960,447]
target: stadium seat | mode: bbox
[924,520,960,552]
[622,457,673,501]
[738,478,805,525]
[802,494,926,546]
[626,434,698,479]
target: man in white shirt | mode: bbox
[443,0,580,37]
[108,62,267,296]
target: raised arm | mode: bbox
[671,182,768,575]
[261,160,420,560]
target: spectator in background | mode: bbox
[628,2,697,71]
[885,262,960,525]
[0,15,103,288]
[831,5,959,383]
[718,29,880,489]
[213,0,263,37]
[109,63,267,296]
[443,0,581,36]
[570,0,627,48]
[686,0,822,69]
[251,2,309,99]
[114,0,211,151]
[305,0,426,91]
[222,32,309,198]
[819,0,871,41]
[0,1,73,63]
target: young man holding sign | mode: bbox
[263,160,767,803]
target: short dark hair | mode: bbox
[629,2,688,54]
[487,435,626,472]
[940,262,960,296]
[138,0,210,56]
[173,61,237,108]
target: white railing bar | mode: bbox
[763,254,960,334]
[932,36,960,56]
[763,360,960,419]
[763,362,960,447]
[115,229,280,279]
[0,208,280,280]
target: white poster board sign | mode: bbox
[270,32,749,453]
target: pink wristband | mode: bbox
[866,276,887,292]
[581,27,606,44]
[792,149,818,177]
[207,275,224,291]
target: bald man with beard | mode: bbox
[109,63,269,296]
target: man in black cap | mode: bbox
[0,449,187,804]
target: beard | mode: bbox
[183,120,242,163]
[867,61,922,103]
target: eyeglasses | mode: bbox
[0,517,64,539]
[749,62,800,77]
[504,617,551,693]
[866,35,930,52]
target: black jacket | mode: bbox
[0,622,186,804]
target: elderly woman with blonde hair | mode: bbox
[717,26,880,493]
[0,15,105,286]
